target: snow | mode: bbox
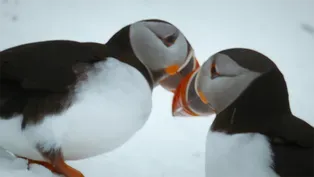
[0,158,59,177]
[0,0,313,176]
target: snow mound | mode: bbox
[0,148,60,177]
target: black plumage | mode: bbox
[211,48,314,177]
[0,26,153,129]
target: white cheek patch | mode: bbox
[130,23,168,70]
[169,33,189,65]
[196,53,262,113]
[130,22,188,72]
[202,70,261,113]
[215,53,245,76]
[144,21,176,38]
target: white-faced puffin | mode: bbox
[0,19,200,177]
[172,48,313,177]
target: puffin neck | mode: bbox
[105,26,154,89]
[211,68,292,135]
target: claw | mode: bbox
[17,156,57,172]
[17,156,84,177]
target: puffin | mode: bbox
[0,19,200,177]
[171,48,314,177]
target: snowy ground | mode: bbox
[0,0,313,176]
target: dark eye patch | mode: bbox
[161,31,179,47]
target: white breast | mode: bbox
[0,57,152,161]
[205,131,279,177]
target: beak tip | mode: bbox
[171,106,194,117]
[171,108,180,117]
[171,106,179,117]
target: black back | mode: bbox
[0,27,153,128]
[0,40,109,128]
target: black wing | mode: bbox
[0,40,107,92]
[272,143,313,177]
[212,97,313,176]
[271,115,314,177]
[0,40,107,125]
[268,114,314,147]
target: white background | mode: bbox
[0,0,313,176]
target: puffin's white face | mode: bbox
[172,53,261,116]
[129,20,198,90]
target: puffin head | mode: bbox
[171,48,289,118]
[106,19,200,93]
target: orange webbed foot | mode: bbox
[17,148,84,177]
[27,158,58,173]
[54,161,84,177]
[38,146,85,177]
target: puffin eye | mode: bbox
[161,32,178,47]
[165,35,176,44]
[210,62,220,79]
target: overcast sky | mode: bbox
[0,0,313,176]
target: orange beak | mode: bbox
[172,68,200,117]
[171,67,215,117]
[160,57,200,93]
[164,64,180,76]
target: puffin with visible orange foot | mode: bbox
[0,19,199,177]
[172,48,313,177]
